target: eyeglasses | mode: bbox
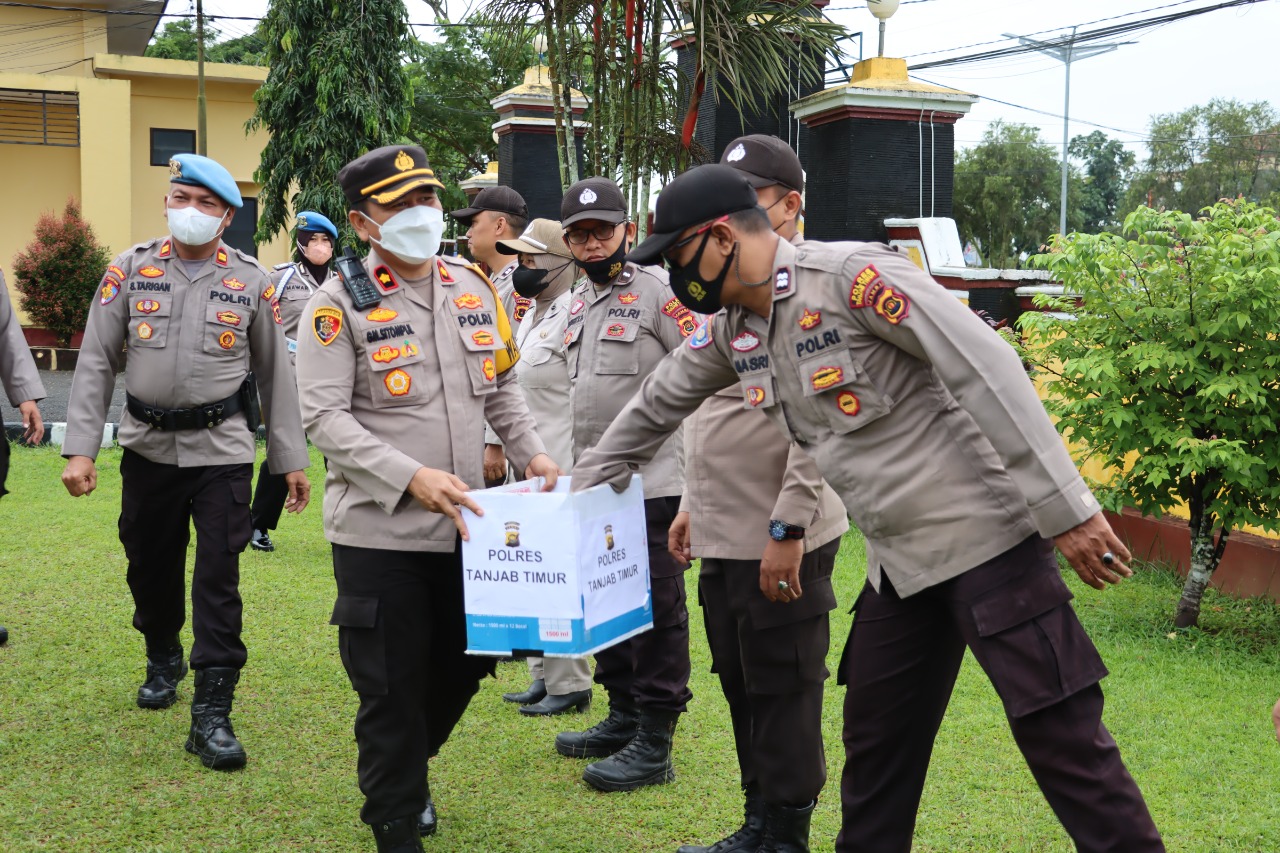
[662,215,729,265]
[564,222,624,245]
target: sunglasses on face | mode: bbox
[564,222,624,245]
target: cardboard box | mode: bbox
[460,475,653,657]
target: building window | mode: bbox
[150,128,196,166]
[222,197,258,259]
[0,88,79,147]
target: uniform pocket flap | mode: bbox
[971,569,1073,637]
[597,320,640,343]
[329,595,378,628]
[459,326,501,352]
[796,349,858,398]
[365,339,426,372]
[129,294,172,318]
[205,302,251,329]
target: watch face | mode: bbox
[769,520,787,541]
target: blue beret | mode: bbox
[295,211,338,241]
[168,153,243,209]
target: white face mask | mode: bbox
[167,204,228,246]
[361,205,444,265]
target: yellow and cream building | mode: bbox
[0,0,287,334]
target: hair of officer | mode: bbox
[728,206,772,234]
[501,212,529,234]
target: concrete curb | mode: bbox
[4,422,268,447]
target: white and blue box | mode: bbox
[460,475,652,657]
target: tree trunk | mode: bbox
[1173,514,1230,628]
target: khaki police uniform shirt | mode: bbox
[513,291,573,469]
[271,261,326,367]
[483,260,532,448]
[296,249,546,553]
[574,237,1100,598]
[63,238,310,474]
[564,262,695,499]
[0,271,46,406]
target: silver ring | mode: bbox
[1101,552,1115,566]
[777,580,790,591]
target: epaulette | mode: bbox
[273,261,294,270]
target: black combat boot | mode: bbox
[758,800,815,853]
[554,695,639,758]
[185,667,247,770]
[371,815,424,853]
[677,783,765,852]
[581,708,678,792]
[418,778,437,837]
[136,636,188,710]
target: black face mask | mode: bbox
[512,260,572,298]
[667,230,734,314]
[574,241,627,285]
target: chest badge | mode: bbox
[570,299,585,316]
[810,366,844,391]
[482,357,496,382]
[384,369,412,396]
[367,307,399,323]
[136,299,161,314]
[218,330,236,349]
[137,321,154,340]
[372,345,400,364]
[798,309,822,330]
[606,323,626,338]
[618,292,639,304]
[222,277,247,291]
[138,266,164,279]
[746,386,766,407]
[730,331,760,352]
[836,390,860,417]
[688,321,713,350]
[453,293,483,310]
[472,330,495,346]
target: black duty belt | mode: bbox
[126,388,245,431]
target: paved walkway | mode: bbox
[3,368,127,440]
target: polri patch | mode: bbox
[272,302,282,325]
[606,323,626,338]
[222,277,247,291]
[453,293,483,310]
[810,366,844,391]
[135,299,160,314]
[137,321,154,340]
[138,266,164,278]
[217,311,242,327]
[730,331,760,352]
[873,288,910,324]
[472,330,495,346]
[513,296,531,323]
[798,308,821,330]
[384,369,411,396]
[618,292,639,304]
[746,386,766,407]
[313,306,344,346]
[367,307,399,323]
[849,264,886,309]
[372,345,400,364]
[100,279,121,305]
[218,330,236,349]
[836,390,860,417]
[688,321,713,350]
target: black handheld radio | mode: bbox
[335,247,382,310]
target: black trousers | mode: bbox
[330,544,495,825]
[118,448,253,670]
[836,535,1164,853]
[699,537,840,807]
[249,458,289,531]
[593,496,692,713]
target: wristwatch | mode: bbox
[768,519,806,541]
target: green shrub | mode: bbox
[11,197,111,347]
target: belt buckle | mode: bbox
[169,407,197,431]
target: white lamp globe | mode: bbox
[868,0,900,20]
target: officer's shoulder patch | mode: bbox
[688,320,713,350]
[312,305,344,346]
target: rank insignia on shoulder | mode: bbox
[774,267,792,295]
[262,284,276,301]
[482,356,496,382]
[218,330,236,349]
[217,310,242,327]
[873,287,910,324]
[810,366,844,391]
[100,279,121,305]
[138,265,164,278]
[137,321,154,340]
[730,331,760,352]
[215,248,229,267]
[437,259,455,284]
[135,299,160,314]
[472,330,495,346]
[618,292,639,304]
[157,240,172,259]
[273,262,292,270]
[688,321,713,350]
[746,386,767,407]
[617,265,634,284]
[798,308,822,330]
[367,307,399,323]
[373,266,399,293]
[222,276,247,291]
[570,299,585,316]
[384,369,412,396]
[836,390,860,417]
[453,293,483,310]
[313,306,344,346]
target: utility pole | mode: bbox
[196,0,207,155]
[1005,27,1131,237]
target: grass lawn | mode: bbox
[1,445,1279,851]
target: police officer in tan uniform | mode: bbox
[0,267,47,646]
[552,176,699,793]
[61,153,312,772]
[673,137,848,853]
[248,210,339,552]
[295,145,558,853]
[490,218,593,716]
[572,165,1164,852]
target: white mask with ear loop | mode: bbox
[168,205,229,246]
[360,206,444,265]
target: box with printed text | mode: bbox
[460,475,653,657]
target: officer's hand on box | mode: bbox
[1053,512,1133,590]
[409,467,484,541]
[760,539,804,604]
[61,455,97,497]
[524,453,560,492]
[18,401,42,445]
[668,511,692,568]
[283,470,311,514]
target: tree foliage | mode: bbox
[1023,199,1280,628]
[953,121,1078,267]
[11,198,111,347]
[1125,98,1280,214]
[145,19,267,65]
[247,0,416,246]
[1069,130,1136,234]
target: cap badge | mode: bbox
[726,144,746,163]
[394,150,415,171]
[168,159,182,178]
[297,214,309,229]
[579,188,598,205]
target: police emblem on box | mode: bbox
[505,521,521,548]
[605,524,615,551]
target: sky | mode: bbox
[191,0,1280,162]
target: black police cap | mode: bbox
[450,185,529,223]
[721,134,805,194]
[626,165,759,266]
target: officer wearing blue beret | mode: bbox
[62,152,313,772]
[248,209,339,552]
